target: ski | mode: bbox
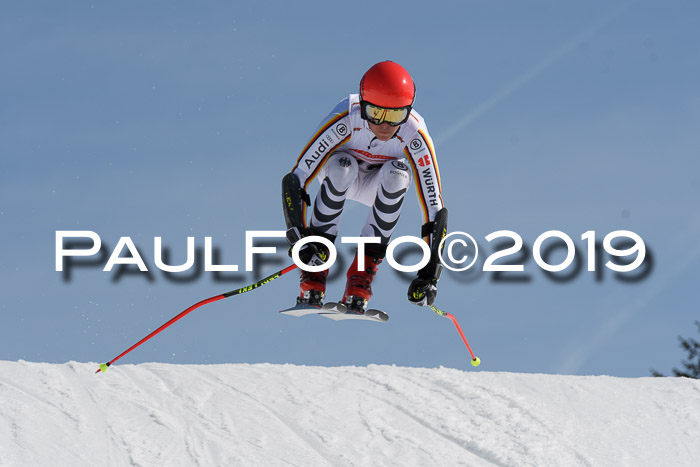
[319,302,388,323]
[279,302,388,323]
[279,303,323,317]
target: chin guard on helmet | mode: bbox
[418,207,448,281]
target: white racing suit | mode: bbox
[291,94,444,247]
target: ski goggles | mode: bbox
[360,101,412,127]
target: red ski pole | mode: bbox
[96,264,298,373]
[429,304,481,367]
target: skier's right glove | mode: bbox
[286,226,331,267]
[408,276,438,306]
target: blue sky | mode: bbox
[1,1,698,376]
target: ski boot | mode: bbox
[342,252,383,314]
[297,269,329,308]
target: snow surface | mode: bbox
[1,361,699,466]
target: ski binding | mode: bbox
[320,302,389,322]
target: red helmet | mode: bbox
[359,61,415,109]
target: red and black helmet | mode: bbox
[359,61,415,109]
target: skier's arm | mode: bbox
[283,98,351,231]
[404,127,444,225]
[290,99,352,191]
[408,207,447,306]
[281,99,351,264]
[281,172,330,266]
[405,126,446,306]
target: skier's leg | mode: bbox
[309,153,359,238]
[343,160,412,311]
[299,153,359,306]
[360,160,411,243]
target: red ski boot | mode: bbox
[298,269,328,307]
[342,252,382,313]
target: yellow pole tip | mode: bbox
[99,363,109,373]
[471,357,481,367]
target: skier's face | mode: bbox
[368,121,399,141]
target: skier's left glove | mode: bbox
[408,276,438,306]
[409,207,447,307]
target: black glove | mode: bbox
[295,241,330,267]
[407,276,438,306]
[286,226,331,267]
[409,207,447,306]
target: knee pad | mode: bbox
[322,153,359,192]
[380,160,412,193]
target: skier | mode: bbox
[282,60,447,314]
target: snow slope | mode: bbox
[1,361,699,466]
